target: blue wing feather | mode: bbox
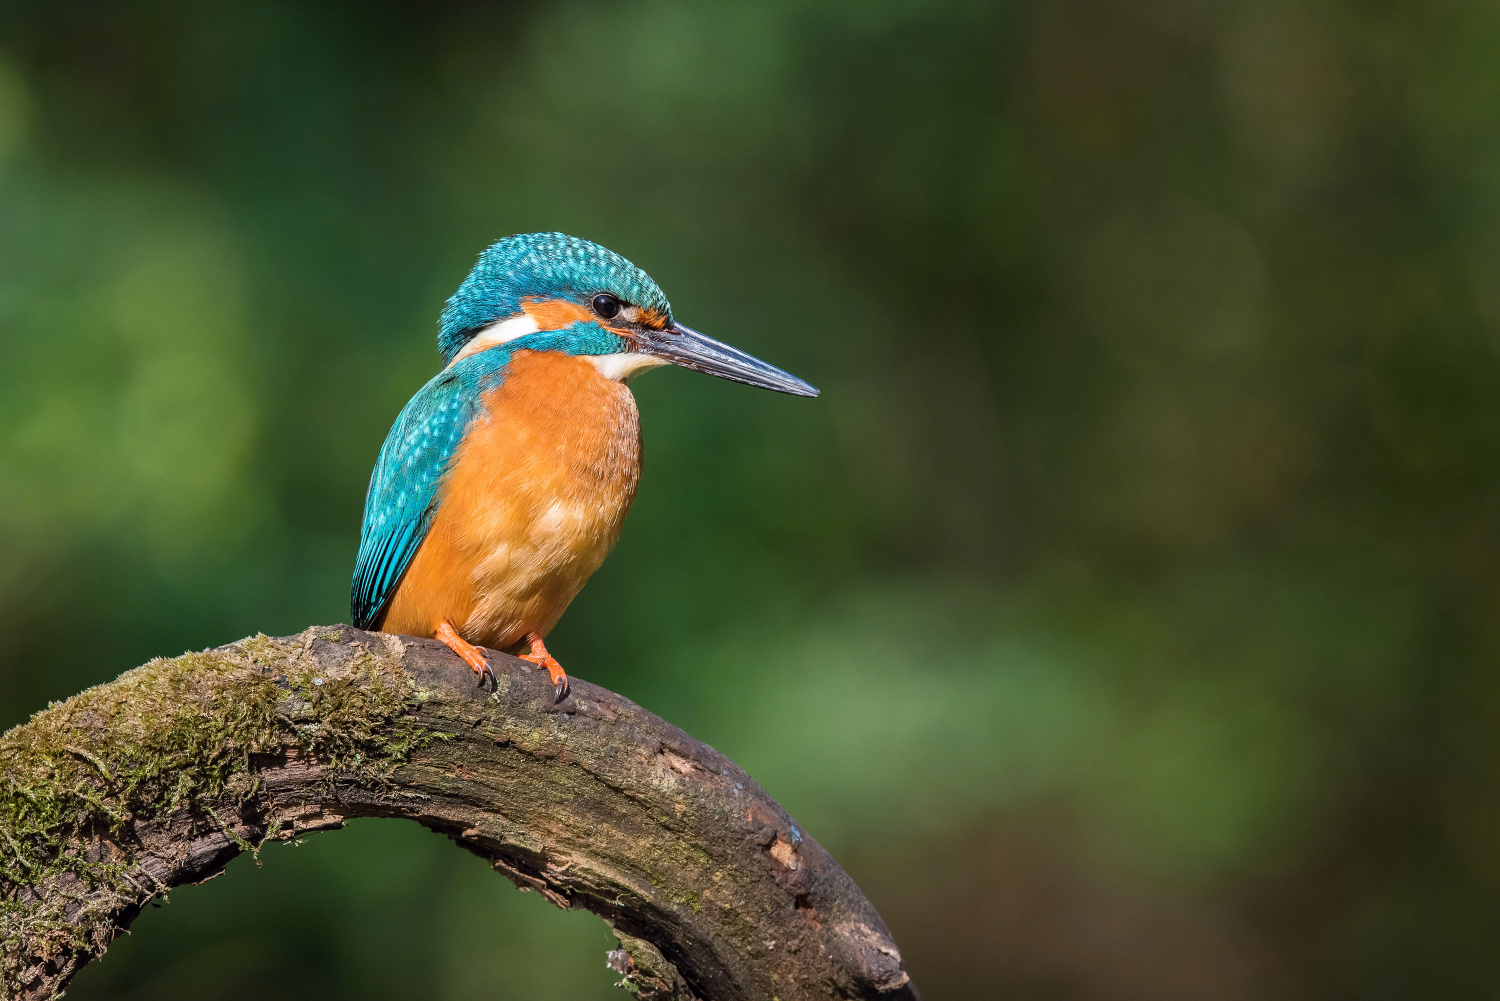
[350,366,480,628]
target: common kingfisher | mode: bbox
[351,233,817,700]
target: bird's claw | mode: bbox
[518,632,569,705]
[435,620,497,694]
[475,662,495,690]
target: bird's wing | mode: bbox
[350,368,479,629]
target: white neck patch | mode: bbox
[447,313,541,368]
[587,353,670,382]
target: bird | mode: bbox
[350,232,817,701]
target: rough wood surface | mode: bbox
[0,626,917,1000]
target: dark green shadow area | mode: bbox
[65,819,623,1001]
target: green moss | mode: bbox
[1,649,281,876]
[0,630,438,996]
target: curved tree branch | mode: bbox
[0,626,917,1000]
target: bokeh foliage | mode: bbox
[2,0,1500,997]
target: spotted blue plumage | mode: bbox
[350,233,661,629]
[438,232,672,364]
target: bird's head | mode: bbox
[438,232,817,396]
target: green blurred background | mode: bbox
[2,0,1499,997]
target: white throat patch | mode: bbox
[587,353,669,382]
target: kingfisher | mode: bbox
[351,233,817,700]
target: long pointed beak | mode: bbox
[639,321,819,397]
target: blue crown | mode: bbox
[438,233,673,363]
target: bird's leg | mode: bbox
[519,632,569,703]
[435,620,495,689]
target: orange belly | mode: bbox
[377,349,642,648]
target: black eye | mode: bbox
[592,293,622,319]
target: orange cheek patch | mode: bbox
[638,306,670,330]
[521,296,596,331]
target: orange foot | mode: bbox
[436,620,495,689]
[519,632,569,703]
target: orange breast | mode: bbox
[377,349,642,648]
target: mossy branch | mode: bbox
[0,627,917,1001]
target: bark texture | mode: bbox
[0,626,916,1001]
